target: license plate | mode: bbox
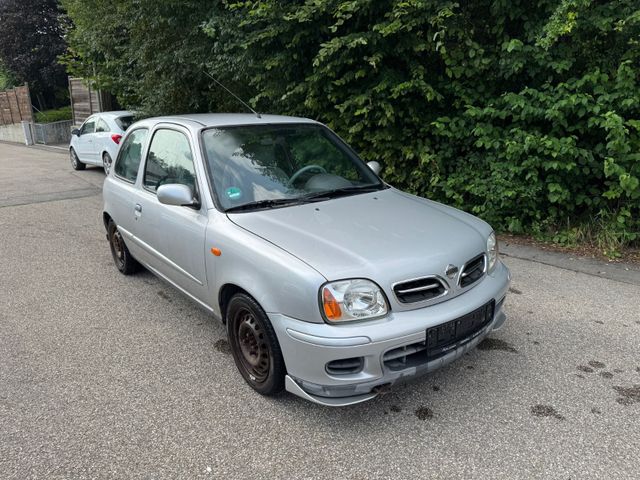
[426,300,495,359]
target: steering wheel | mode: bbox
[287,164,327,186]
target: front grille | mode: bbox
[459,254,486,288]
[383,300,495,371]
[393,277,447,304]
[326,357,364,375]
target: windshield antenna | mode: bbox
[204,71,261,119]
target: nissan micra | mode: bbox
[102,113,511,406]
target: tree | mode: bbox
[0,60,16,90]
[0,0,68,108]
[62,0,236,115]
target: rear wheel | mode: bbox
[102,152,112,175]
[227,293,286,395]
[107,220,139,275]
[70,148,85,171]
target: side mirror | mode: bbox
[367,161,381,175]
[71,128,80,136]
[157,184,198,208]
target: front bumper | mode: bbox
[270,261,511,406]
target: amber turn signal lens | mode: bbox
[210,247,222,256]
[322,288,342,320]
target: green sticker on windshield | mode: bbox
[226,186,242,200]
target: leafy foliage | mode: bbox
[0,61,17,90]
[204,0,640,251]
[0,0,68,108]
[64,0,640,252]
[61,0,233,115]
[34,106,72,123]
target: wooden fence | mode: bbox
[69,77,116,125]
[0,85,33,125]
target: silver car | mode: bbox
[70,111,134,174]
[102,113,510,406]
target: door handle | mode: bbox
[134,204,142,213]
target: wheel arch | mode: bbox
[218,283,254,324]
[102,211,113,232]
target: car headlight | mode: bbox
[320,279,388,323]
[487,232,499,272]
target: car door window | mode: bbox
[114,128,148,182]
[144,129,197,194]
[96,118,110,133]
[80,119,95,135]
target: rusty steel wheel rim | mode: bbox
[110,229,125,269]
[235,308,270,383]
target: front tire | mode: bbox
[227,293,286,395]
[70,148,85,171]
[102,152,112,175]
[107,219,139,275]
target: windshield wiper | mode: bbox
[303,184,386,201]
[225,185,386,212]
[225,198,305,213]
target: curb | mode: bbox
[501,242,640,286]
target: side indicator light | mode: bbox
[211,247,222,256]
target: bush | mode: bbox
[63,0,640,253]
[204,0,640,253]
[34,105,72,123]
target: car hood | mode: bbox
[227,187,491,287]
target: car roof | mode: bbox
[96,110,133,119]
[143,113,319,128]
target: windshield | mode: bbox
[201,124,383,211]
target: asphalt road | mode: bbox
[1,142,639,479]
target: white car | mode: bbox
[69,111,134,174]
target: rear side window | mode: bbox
[96,118,110,133]
[144,129,196,193]
[114,129,148,183]
[115,116,134,131]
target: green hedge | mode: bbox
[34,105,72,123]
[63,0,640,253]
[204,0,640,254]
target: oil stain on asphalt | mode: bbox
[588,360,605,369]
[530,404,565,420]
[415,406,434,420]
[509,287,522,295]
[214,339,232,355]
[478,338,518,353]
[613,385,640,406]
[157,290,172,302]
[577,365,594,373]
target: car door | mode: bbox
[109,127,150,261]
[76,117,97,163]
[131,126,209,301]
[94,117,111,162]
